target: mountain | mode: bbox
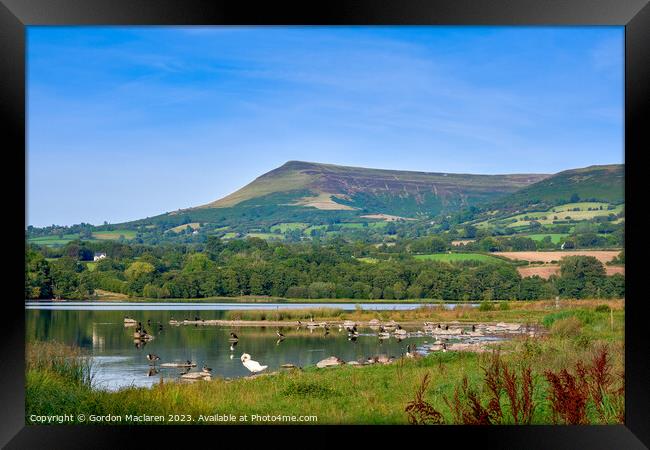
[193,160,549,217]
[492,164,624,208]
[125,161,623,235]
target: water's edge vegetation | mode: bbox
[26,300,624,425]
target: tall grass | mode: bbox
[224,307,344,321]
[26,341,93,387]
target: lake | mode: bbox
[25,303,481,391]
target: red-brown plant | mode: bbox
[544,345,623,424]
[441,352,535,425]
[405,372,445,425]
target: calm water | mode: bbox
[27,307,472,391]
[25,301,476,311]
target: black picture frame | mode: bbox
[2,0,648,447]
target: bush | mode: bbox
[479,302,494,311]
[550,316,583,338]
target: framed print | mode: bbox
[2,0,648,447]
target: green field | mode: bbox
[246,232,285,240]
[28,234,79,246]
[304,225,328,234]
[270,222,309,232]
[525,233,570,244]
[92,229,137,240]
[413,253,505,264]
[476,202,623,230]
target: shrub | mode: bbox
[282,381,338,398]
[595,304,611,313]
[550,316,583,338]
[405,373,445,425]
[479,302,494,312]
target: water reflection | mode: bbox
[27,309,435,391]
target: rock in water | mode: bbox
[316,356,344,368]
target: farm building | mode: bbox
[93,252,107,261]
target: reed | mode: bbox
[224,307,344,321]
[26,341,93,387]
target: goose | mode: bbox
[147,319,151,326]
[158,324,164,331]
[378,326,390,339]
[394,325,407,336]
[229,332,239,342]
[202,364,212,374]
[348,326,359,337]
[276,330,285,339]
[406,344,414,358]
[241,353,268,374]
[442,343,448,353]
[146,354,160,365]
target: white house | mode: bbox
[93,252,107,262]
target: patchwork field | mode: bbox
[476,202,623,229]
[518,265,625,279]
[495,250,620,264]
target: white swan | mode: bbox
[241,353,268,374]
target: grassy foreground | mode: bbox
[26,301,624,425]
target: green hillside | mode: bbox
[149,161,549,226]
[493,164,624,208]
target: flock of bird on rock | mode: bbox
[125,315,533,381]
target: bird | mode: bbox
[395,325,407,336]
[146,354,160,366]
[445,325,449,331]
[442,343,448,353]
[406,344,414,358]
[229,332,239,342]
[147,319,151,326]
[472,324,476,332]
[437,324,441,329]
[378,326,390,339]
[276,329,285,339]
[202,364,212,374]
[241,353,268,374]
[158,324,164,332]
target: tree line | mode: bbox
[26,236,624,301]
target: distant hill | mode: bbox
[191,161,549,218]
[492,164,624,208]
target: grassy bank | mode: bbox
[26,301,624,425]
[81,295,487,304]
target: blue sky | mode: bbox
[27,26,624,227]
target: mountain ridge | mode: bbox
[198,160,552,214]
